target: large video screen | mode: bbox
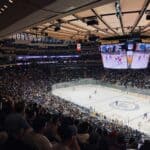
[101,53,128,69]
[131,52,150,69]
[100,43,150,69]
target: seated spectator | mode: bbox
[53,125,80,150]
[84,132,101,150]
[23,116,53,150]
[44,114,61,144]
[77,122,90,144]
[2,113,32,150]
[127,137,138,149]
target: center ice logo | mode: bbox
[109,101,139,111]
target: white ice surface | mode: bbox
[52,84,150,135]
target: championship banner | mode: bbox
[76,43,81,51]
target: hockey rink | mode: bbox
[52,84,150,135]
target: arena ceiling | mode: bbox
[0,0,149,40]
[0,0,114,39]
[24,0,150,41]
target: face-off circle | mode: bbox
[109,101,139,111]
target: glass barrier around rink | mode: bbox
[52,78,150,99]
[52,78,96,89]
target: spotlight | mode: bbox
[44,32,48,37]
[115,1,120,10]
[1,8,5,12]
[32,27,38,30]
[9,0,14,3]
[84,16,98,26]
[116,12,120,18]
[54,26,60,32]
[4,5,8,9]
[88,34,100,42]
[115,1,121,18]
[87,19,98,26]
[146,14,150,20]
[54,23,61,32]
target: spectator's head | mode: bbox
[59,125,77,145]
[2,100,13,115]
[89,132,100,144]
[5,113,30,139]
[14,101,25,114]
[32,116,46,133]
[46,114,60,131]
[51,114,60,125]
[61,116,74,126]
[78,122,89,134]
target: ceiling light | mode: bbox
[115,1,121,18]
[1,8,5,12]
[146,14,150,20]
[84,16,99,26]
[4,5,8,9]
[54,26,61,32]
[9,0,14,3]
[54,23,61,32]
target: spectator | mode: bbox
[23,116,53,150]
[53,125,80,150]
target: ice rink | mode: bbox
[52,84,150,135]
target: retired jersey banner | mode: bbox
[76,43,81,51]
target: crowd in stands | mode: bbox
[0,64,150,150]
[0,39,99,56]
[101,69,150,89]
